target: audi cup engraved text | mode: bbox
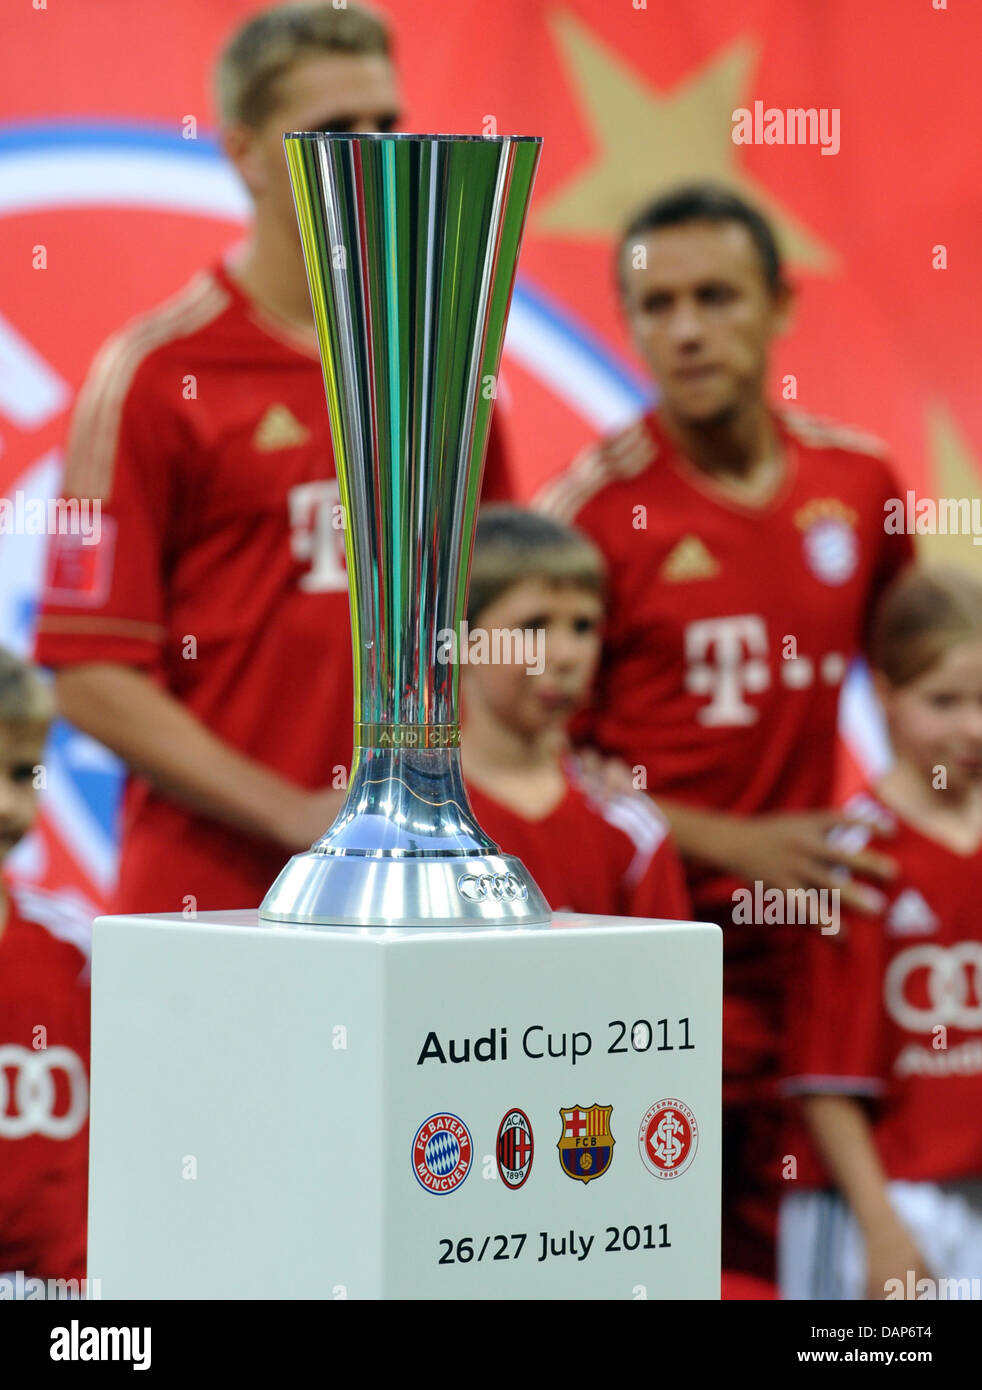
[496,1109,534,1189]
[415,1017,695,1065]
[557,1104,615,1184]
[638,1099,699,1180]
[437,1224,672,1265]
[412,1113,473,1194]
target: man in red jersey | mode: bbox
[0,649,92,1290]
[34,4,514,914]
[536,183,914,1277]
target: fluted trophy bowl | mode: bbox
[259,132,550,928]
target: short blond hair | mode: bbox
[214,2,392,128]
[0,647,53,726]
[468,506,607,626]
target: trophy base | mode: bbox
[258,851,552,928]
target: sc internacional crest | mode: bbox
[639,1098,698,1180]
[557,1104,614,1184]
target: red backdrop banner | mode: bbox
[1,0,978,905]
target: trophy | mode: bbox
[259,132,550,928]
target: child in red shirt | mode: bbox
[0,649,91,1289]
[780,568,982,1300]
[461,506,691,921]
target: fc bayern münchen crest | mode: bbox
[803,518,858,585]
[795,500,860,587]
[496,1108,534,1189]
[557,1104,614,1184]
[412,1113,472,1195]
[638,1099,698,1179]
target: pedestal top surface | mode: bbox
[93,908,719,944]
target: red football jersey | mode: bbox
[537,408,914,924]
[34,261,514,913]
[538,408,913,1087]
[0,881,91,1282]
[465,766,692,920]
[784,791,982,1185]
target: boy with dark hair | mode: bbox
[538,180,913,1277]
[461,506,691,920]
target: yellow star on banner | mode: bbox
[536,12,835,271]
[917,403,982,577]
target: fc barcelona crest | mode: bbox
[557,1104,614,1184]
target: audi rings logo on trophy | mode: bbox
[0,1045,88,1139]
[884,943,982,1033]
[456,872,529,904]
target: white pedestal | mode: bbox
[88,910,721,1299]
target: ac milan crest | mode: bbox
[496,1108,534,1189]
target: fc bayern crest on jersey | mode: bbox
[557,1104,614,1184]
[412,1113,472,1195]
[639,1099,698,1179]
[496,1108,534,1189]
[796,500,859,586]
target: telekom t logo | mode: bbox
[288,479,347,593]
[684,615,769,726]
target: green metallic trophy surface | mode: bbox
[259,133,550,927]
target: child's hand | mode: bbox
[864,1223,933,1299]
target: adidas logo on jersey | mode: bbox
[659,534,720,582]
[253,403,311,451]
[886,888,939,936]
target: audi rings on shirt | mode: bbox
[884,943,982,1033]
[456,872,530,904]
[0,1044,88,1139]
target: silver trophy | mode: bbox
[259,132,549,928]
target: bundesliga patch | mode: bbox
[557,1104,614,1184]
[42,517,117,607]
[412,1112,472,1195]
[639,1099,698,1179]
[496,1108,534,1189]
